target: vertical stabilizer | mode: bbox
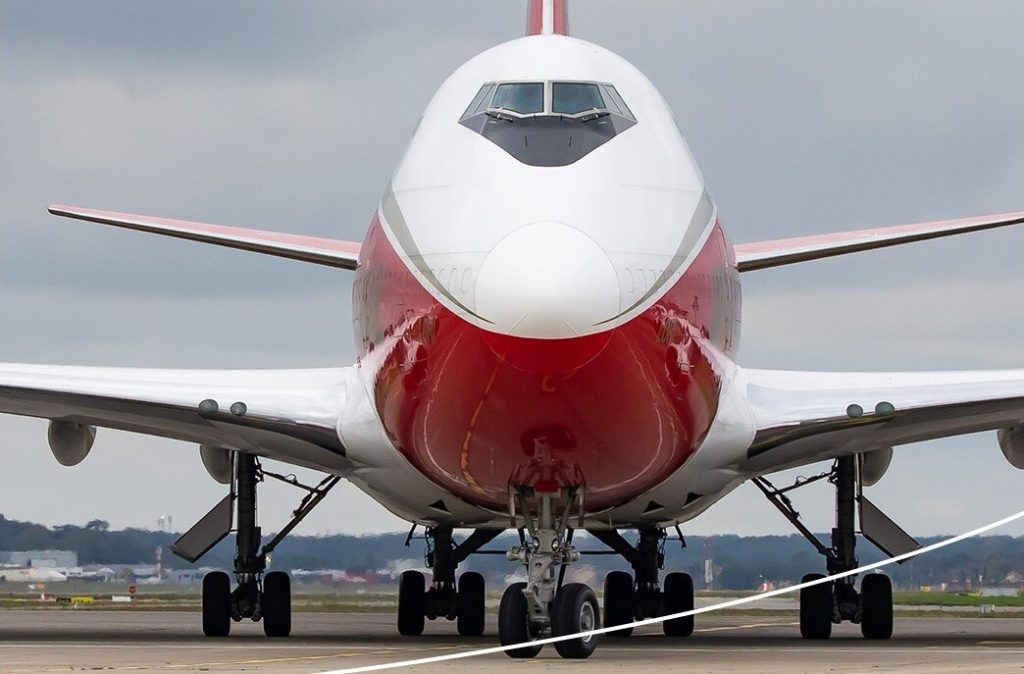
[526,0,569,36]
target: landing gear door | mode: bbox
[859,494,920,560]
[170,494,234,563]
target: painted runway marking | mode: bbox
[695,620,799,633]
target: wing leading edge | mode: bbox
[736,367,1024,475]
[735,211,1024,272]
[48,205,362,270]
[0,363,353,473]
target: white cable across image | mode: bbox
[322,507,1024,674]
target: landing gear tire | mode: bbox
[662,572,695,637]
[603,571,635,637]
[498,582,542,658]
[397,570,426,636]
[799,573,833,639]
[552,583,601,659]
[202,571,231,637]
[456,572,485,637]
[860,574,893,640]
[262,571,291,637]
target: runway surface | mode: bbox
[2,611,1024,673]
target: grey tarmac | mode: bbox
[2,611,1024,673]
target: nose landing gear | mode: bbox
[499,485,600,659]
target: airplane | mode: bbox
[3,0,1023,660]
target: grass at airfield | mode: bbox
[3,585,1024,618]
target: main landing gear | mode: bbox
[396,525,501,637]
[754,455,916,640]
[590,527,694,638]
[499,485,600,659]
[171,452,339,637]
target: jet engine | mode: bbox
[200,445,234,484]
[859,446,893,487]
[47,420,96,466]
[998,426,1024,469]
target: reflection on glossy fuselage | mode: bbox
[353,216,739,511]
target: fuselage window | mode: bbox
[551,82,606,115]
[491,82,544,115]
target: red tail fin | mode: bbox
[526,0,569,36]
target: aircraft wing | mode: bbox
[734,211,1024,272]
[48,205,362,270]
[0,363,353,472]
[736,367,1024,475]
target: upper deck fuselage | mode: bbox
[352,34,741,512]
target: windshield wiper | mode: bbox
[580,108,611,123]
[485,108,518,122]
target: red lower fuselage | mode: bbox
[353,217,740,513]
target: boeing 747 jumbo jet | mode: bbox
[3,0,1024,660]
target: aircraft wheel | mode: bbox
[800,573,833,639]
[397,570,426,636]
[202,571,231,637]
[552,582,601,659]
[498,582,542,658]
[603,571,635,636]
[456,572,485,637]
[662,572,695,637]
[262,571,291,637]
[860,573,893,639]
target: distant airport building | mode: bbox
[0,550,78,568]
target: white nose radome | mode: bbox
[475,222,621,339]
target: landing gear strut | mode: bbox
[173,452,339,637]
[754,455,894,640]
[590,527,694,637]
[397,525,501,637]
[499,485,599,659]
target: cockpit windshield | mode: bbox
[491,82,545,115]
[459,80,637,166]
[461,81,635,121]
[551,82,604,115]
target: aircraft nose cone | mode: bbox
[475,222,620,339]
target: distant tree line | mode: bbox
[2,514,1023,590]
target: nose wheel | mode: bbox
[551,583,600,658]
[498,583,543,658]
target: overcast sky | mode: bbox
[2,1,1022,541]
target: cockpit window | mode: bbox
[459,79,637,167]
[491,82,544,115]
[462,83,496,119]
[600,84,633,120]
[551,82,605,115]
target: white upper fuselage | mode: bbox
[382,35,715,339]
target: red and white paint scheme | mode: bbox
[4,0,1024,658]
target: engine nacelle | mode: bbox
[200,445,234,484]
[859,446,893,487]
[47,420,96,466]
[998,426,1024,469]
